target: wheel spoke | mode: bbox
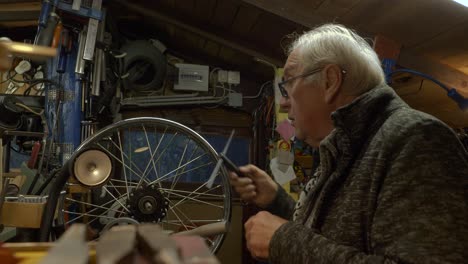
[107,181,124,197]
[60,118,231,253]
[135,126,167,188]
[169,201,198,229]
[64,210,118,224]
[140,131,179,183]
[64,195,125,224]
[65,197,127,215]
[97,142,149,184]
[110,178,138,186]
[168,137,190,190]
[160,188,224,198]
[170,142,198,192]
[167,191,223,209]
[103,186,131,213]
[118,129,131,200]
[142,124,162,189]
[107,137,145,175]
[167,204,193,231]
[150,153,210,185]
[165,219,223,223]
[171,184,222,209]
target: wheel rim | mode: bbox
[63,117,231,253]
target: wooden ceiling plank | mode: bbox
[393,80,468,128]
[249,12,299,59]
[398,49,468,96]
[241,0,328,28]
[174,0,195,16]
[373,35,401,61]
[231,5,262,38]
[193,0,218,24]
[0,20,37,27]
[411,20,468,63]
[115,0,283,66]
[314,0,363,19]
[0,2,41,12]
[210,0,239,29]
[340,0,468,47]
[244,0,466,51]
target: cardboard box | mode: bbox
[1,200,45,228]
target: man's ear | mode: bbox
[323,64,344,104]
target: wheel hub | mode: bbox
[127,184,169,223]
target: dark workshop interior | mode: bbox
[0,0,467,263]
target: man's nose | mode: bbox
[279,96,290,111]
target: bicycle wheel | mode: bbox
[59,117,231,253]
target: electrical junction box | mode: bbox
[218,70,228,83]
[228,92,243,107]
[228,71,240,85]
[174,63,209,92]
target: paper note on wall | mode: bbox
[270,157,296,185]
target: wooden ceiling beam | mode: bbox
[398,49,468,96]
[240,1,468,96]
[0,2,40,22]
[114,0,283,67]
[0,2,40,12]
[240,0,327,28]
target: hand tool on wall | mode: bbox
[83,0,102,61]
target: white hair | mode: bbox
[289,23,385,95]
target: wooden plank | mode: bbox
[243,0,467,49]
[314,0,363,18]
[193,0,218,24]
[115,0,283,66]
[0,20,37,27]
[0,2,40,12]
[248,12,297,60]
[0,10,39,21]
[231,5,262,38]
[1,201,45,228]
[241,0,334,28]
[341,0,467,47]
[210,0,239,29]
[373,35,401,61]
[174,0,195,17]
[410,20,468,75]
[398,49,468,96]
[392,74,468,128]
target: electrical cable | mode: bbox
[15,102,44,116]
[34,168,61,195]
[388,69,450,92]
[388,69,468,110]
[244,81,272,99]
[0,71,16,84]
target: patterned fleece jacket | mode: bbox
[266,84,468,263]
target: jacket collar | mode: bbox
[323,84,408,154]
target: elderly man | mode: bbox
[229,23,468,263]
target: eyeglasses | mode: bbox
[278,68,347,98]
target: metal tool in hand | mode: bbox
[206,129,235,188]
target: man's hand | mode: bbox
[245,211,288,260]
[229,164,278,208]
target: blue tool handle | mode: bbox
[38,0,52,28]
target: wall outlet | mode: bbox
[228,71,240,85]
